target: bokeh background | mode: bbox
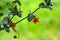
[0,0,60,40]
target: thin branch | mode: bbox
[16,16,27,24]
[32,7,40,14]
[11,15,15,20]
[16,7,40,24]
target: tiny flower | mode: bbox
[12,22,16,28]
[33,17,39,23]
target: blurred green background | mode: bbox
[0,0,60,40]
